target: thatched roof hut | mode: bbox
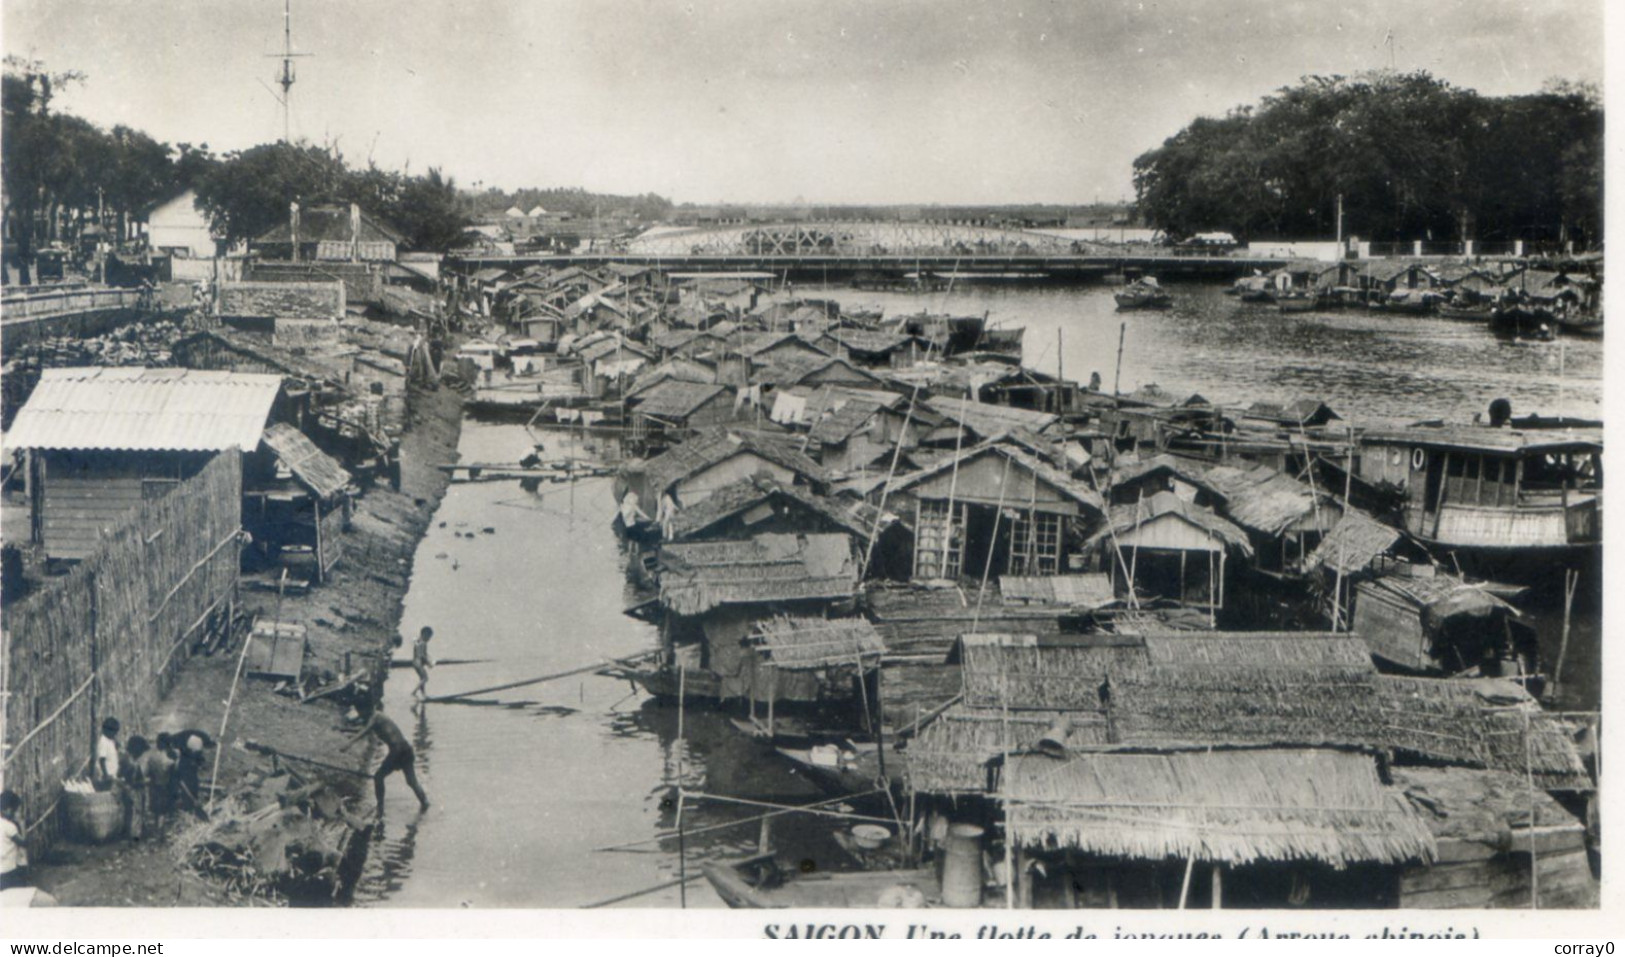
[1001,748,1436,868]
[748,615,884,670]
[953,633,1150,711]
[658,532,858,616]
[1306,510,1406,576]
[905,635,1589,796]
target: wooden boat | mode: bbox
[1379,289,1437,315]
[702,854,942,909]
[774,741,906,793]
[1114,278,1172,310]
[1437,302,1494,321]
[1230,275,1272,302]
[1275,291,1317,313]
[976,327,1025,357]
[1557,310,1604,338]
[1355,423,1601,573]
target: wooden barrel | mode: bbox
[64,790,123,844]
[940,823,984,907]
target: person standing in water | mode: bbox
[341,703,430,820]
[411,626,435,699]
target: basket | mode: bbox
[850,824,891,850]
[65,789,124,844]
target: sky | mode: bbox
[2,0,1604,204]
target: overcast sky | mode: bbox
[3,0,1603,204]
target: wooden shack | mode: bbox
[885,442,1104,580]
[1084,491,1251,609]
[653,533,862,705]
[8,368,285,561]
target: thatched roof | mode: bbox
[749,616,884,670]
[1357,573,1520,623]
[1199,460,1337,536]
[1307,510,1404,575]
[1391,766,1587,844]
[661,474,869,542]
[908,668,1592,795]
[1085,491,1254,554]
[1141,632,1373,673]
[1001,749,1435,868]
[261,423,351,501]
[956,633,1150,710]
[863,581,1080,656]
[999,574,1115,608]
[642,428,827,500]
[1373,676,1591,790]
[658,532,858,616]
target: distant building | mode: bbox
[143,188,227,259]
[252,203,403,262]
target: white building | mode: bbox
[143,189,221,259]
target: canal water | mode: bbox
[356,281,1601,908]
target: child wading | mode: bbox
[342,704,430,820]
[412,626,435,699]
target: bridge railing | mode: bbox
[1,286,144,323]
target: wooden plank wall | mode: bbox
[2,452,242,856]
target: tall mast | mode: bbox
[267,0,312,142]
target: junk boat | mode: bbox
[1355,415,1601,575]
[1114,276,1172,310]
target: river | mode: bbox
[355,280,1600,908]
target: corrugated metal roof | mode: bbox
[261,423,352,500]
[7,367,283,452]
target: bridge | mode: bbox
[453,220,1288,281]
[2,284,150,345]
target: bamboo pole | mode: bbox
[424,648,658,703]
[971,453,1015,632]
[677,662,687,909]
[1553,569,1579,694]
[1178,855,1195,909]
[581,873,704,909]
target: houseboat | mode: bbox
[1355,423,1601,575]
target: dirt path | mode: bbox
[32,385,464,906]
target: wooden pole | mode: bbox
[1113,321,1127,396]
[677,663,687,909]
[1178,855,1195,909]
[1525,707,1539,909]
[424,648,658,703]
[1553,569,1579,693]
[1211,864,1223,909]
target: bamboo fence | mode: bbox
[2,451,242,855]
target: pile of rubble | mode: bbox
[171,766,370,904]
[14,319,189,369]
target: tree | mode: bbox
[3,56,86,283]
[389,168,468,252]
[1131,70,1602,246]
[194,141,349,246]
